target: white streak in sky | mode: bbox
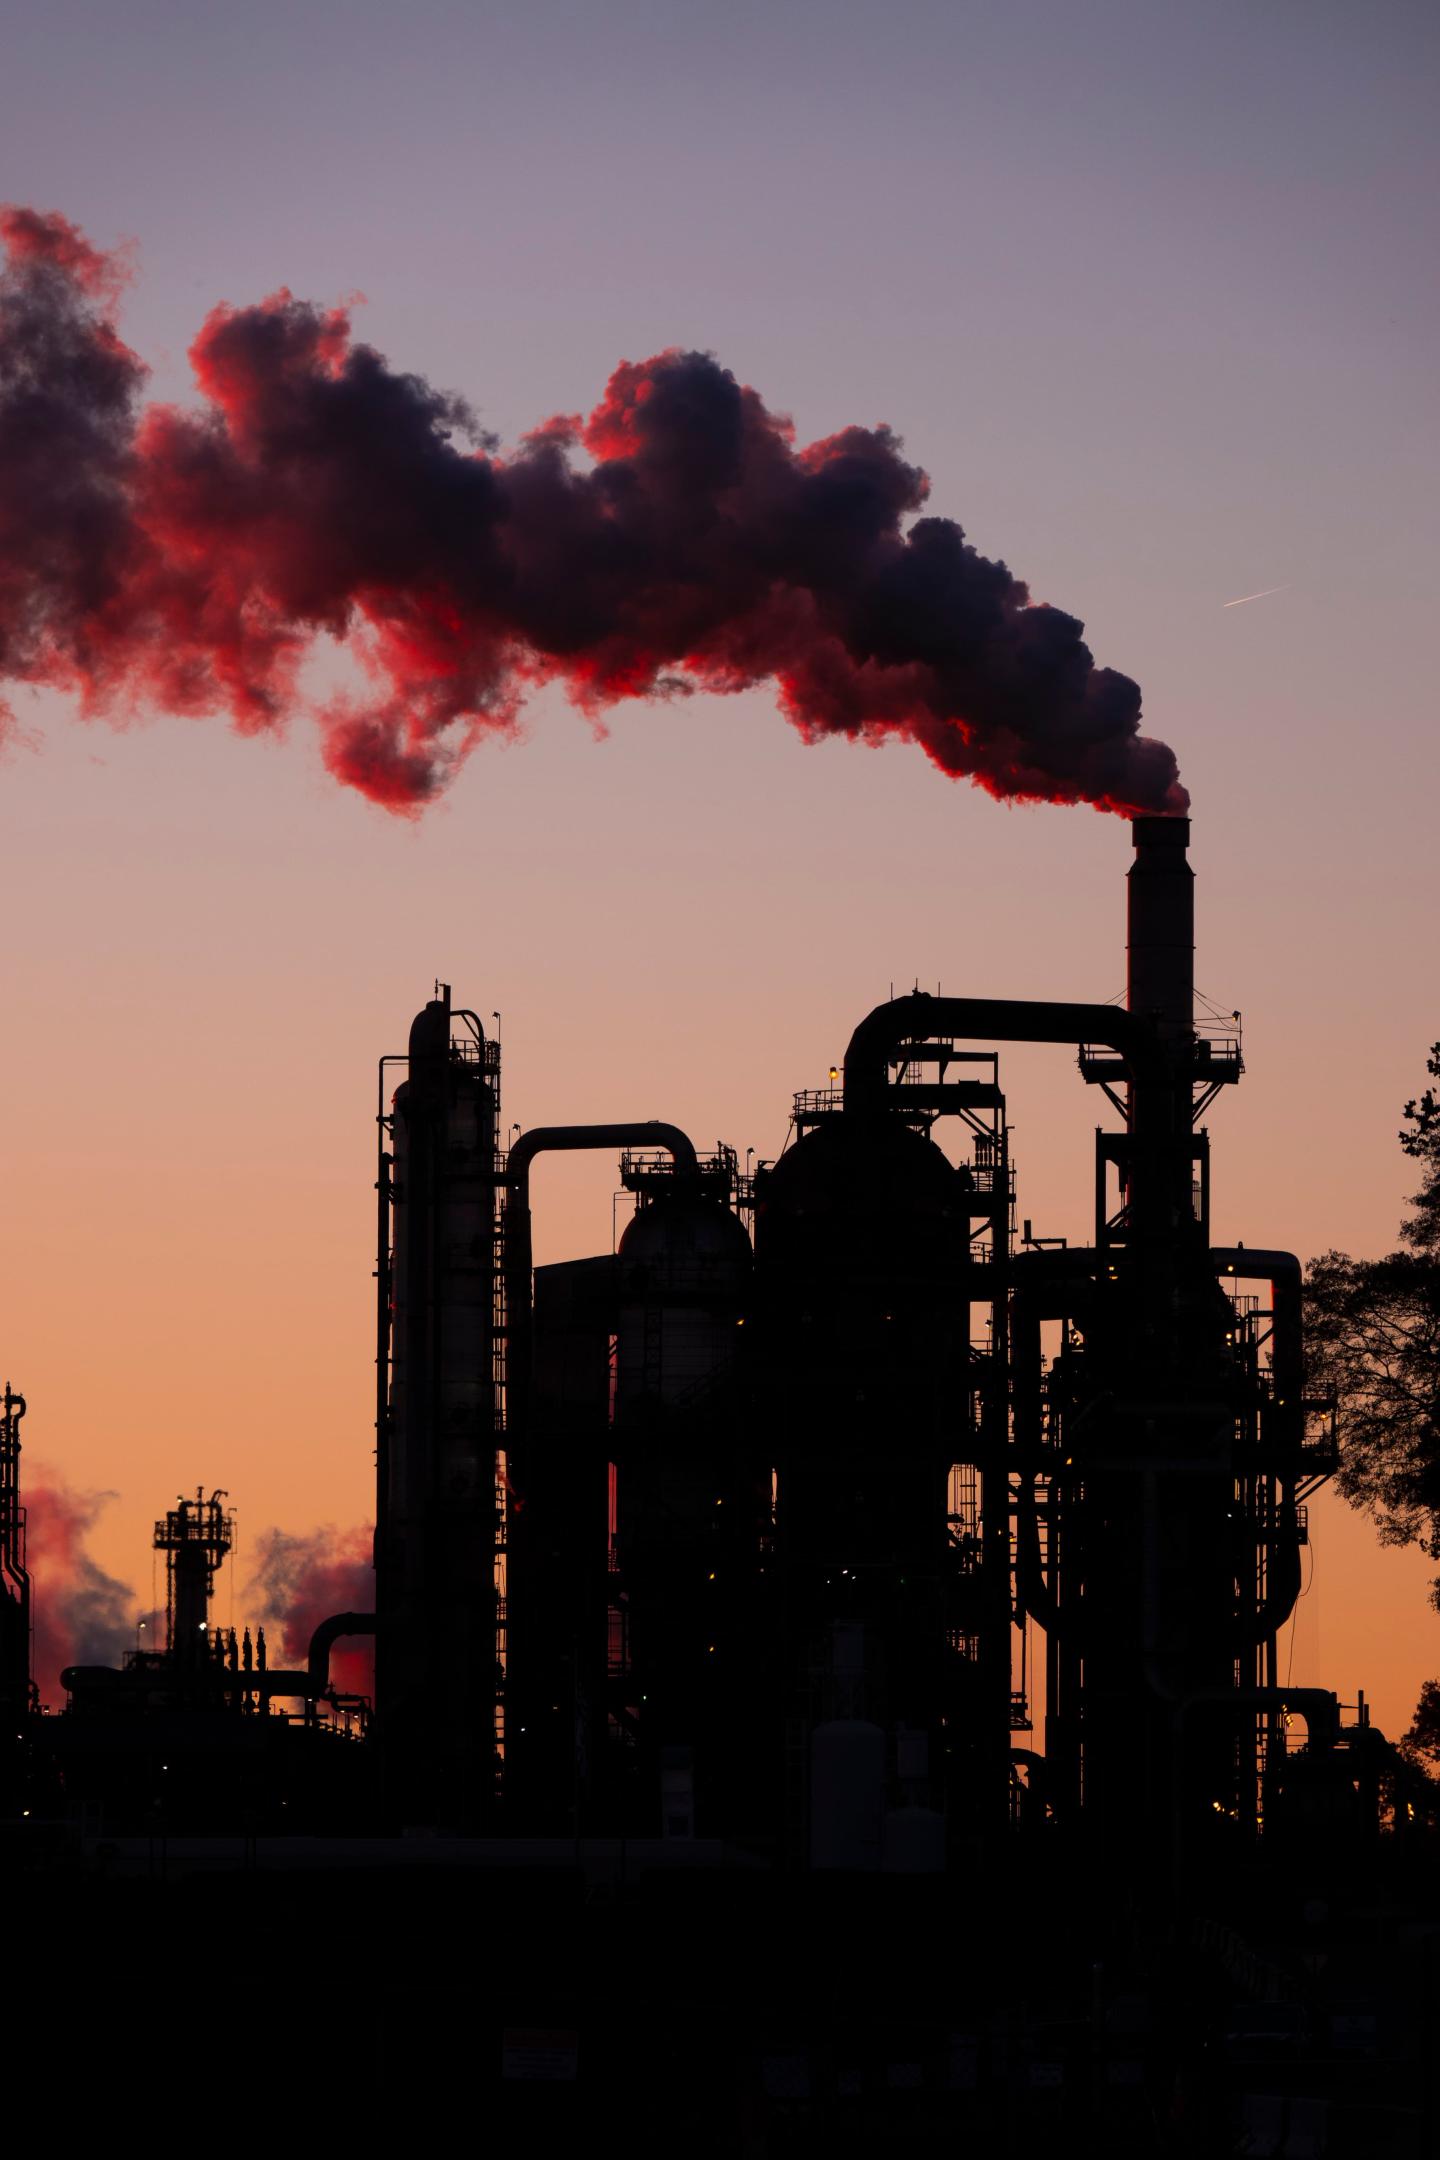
[1223,584,1291,609]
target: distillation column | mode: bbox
[0,1383,30,1734]
[377,989,500,1828]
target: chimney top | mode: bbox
[1131,814,1190,850]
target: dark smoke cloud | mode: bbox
[247,1523,374,1694]
[25,1465,139,1704]
[0,206,1187,817]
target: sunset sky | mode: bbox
[3,0,1437,1727]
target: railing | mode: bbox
[792,1088,843,1122]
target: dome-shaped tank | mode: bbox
[611,1191,760,1836]
[754,1112,970,1400]
[753,1113,971,1685]
[615,1192,753,1417]
[757,1114,966,1284]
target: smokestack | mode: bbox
[1127,815,1193,1033]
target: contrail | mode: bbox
[1223,584,1290,609]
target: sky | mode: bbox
[2,0,1437,1728]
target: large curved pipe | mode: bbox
[843,993,1170,1109]
[506,1121,699,1193]
[843,994,1185,1238]
[1211,1248,1303,1415]
[503,1122,699,1456]
[226,1612,379,1699]
[306,1611,376,1695]
[1163,1682,1339,1751]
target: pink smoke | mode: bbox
[25,1465,138,1706]
[247,1523,375,1695]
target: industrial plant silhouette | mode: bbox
[3,819,1432,2151]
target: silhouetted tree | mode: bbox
[1305,1044,1440,1600]
[1399,1677,1440,1779]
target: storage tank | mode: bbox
[610,1189,758,1834]
[755,1113,970,1568]
[615,1191,753,1418]
[755,1111,972,1806]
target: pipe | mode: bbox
[503,1122,700,1456]
[842,992,1187,1245]
[219,1612,378,1699]
[1210,1248,1303,1419]
[843,994,1170,1113]
[1166,1683,1339,1751]
[1211,1249,1305,1643]
[62,1612,377,1705]
[306,1611,376,1695]
[1008,1250,1101,1636]
[506,1121,699,1192]
[2,1384,31,1608]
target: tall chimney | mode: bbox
[1127,816,1193,1033]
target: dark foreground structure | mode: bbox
[4,819,1437,2153]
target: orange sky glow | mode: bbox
[3,0,1435,1741]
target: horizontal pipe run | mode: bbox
[843,994,1170,1112]
[61,1613,377,1705]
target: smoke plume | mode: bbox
[247,1523,374,1694]
[0,206,1187,817]
[25,1465,139,1705]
